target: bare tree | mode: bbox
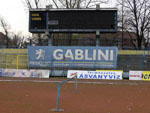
[117,0,150,49]
[23,0,109,9]
[144,28,150,48]
[24,0,44,9]
[116,0,125,48]
[9,32,28,48]
[31,33,48,46]
[50,0,109,8]
[0,15,10,48]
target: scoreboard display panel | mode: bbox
[29,11,46,32]
[29,8,117,33]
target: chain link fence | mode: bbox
[0,49,150,71]
[0,53,28,69]
[0,49,28,69]
[117,55,149,71]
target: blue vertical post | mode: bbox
[0,69,2,77]
[56,83,61,111]
[51,83,64,112]
[51,76,78,112]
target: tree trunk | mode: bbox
[137,36,142,50]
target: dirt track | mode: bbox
[0,77,150,113]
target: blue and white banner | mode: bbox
[28,46,118,68]
[67,70,123,80]
[2,69,49,78]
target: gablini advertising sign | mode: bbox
[28,46,118,69]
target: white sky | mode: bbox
[0,0,29,35]
[0,0,116,36]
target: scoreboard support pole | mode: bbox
[48,33,53,46]
[46,30,53,77]
[45,31,53,46]
[96,30,100,46]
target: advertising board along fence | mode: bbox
[1,69,49,78]
[28,46,118,69]
[67,70,123,80]
[142,71,150,81]
[129,71,150,81]
[129,71,143,80]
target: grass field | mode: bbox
[0,77,150,113]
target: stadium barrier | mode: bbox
[129,70,150,81]
[0,49,150,72]
[0,54,28,69]
[67,70,123,80]
[0,49,28,69]
[1,69,49,78]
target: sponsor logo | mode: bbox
[36,49,45,60]
[130,75,142,78]
[70,72,78,77]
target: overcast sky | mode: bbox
[0,0,28,35]
[0,0,116,35]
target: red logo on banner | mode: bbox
[71,72,77,77]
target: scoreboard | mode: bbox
[29,8,118,33]
[29,11,47,31]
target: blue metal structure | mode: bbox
[51,76,77,112]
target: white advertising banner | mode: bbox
[129,71,143,80]
[67,70,123,80]
[2,69,49,78]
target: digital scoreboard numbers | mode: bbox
[29,9,117,33]
[29,11,46,32]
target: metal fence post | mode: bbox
[117,54,120,69]
[75,76,78,94]
[142,54,145,70]
[17,55,19,69]
[56,83,64,111]
[51,83,64,112]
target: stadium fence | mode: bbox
[0,49,150,73]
